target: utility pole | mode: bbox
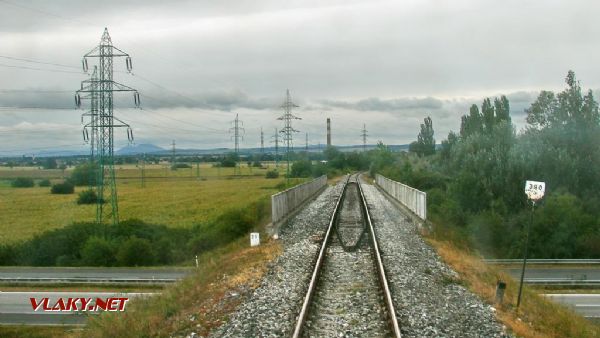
[229,114,244,175]
[305,132,308,152]
[277,89,300,181]
[171,140,176,169]
[360,123,368,152]
[326,118,331,147]
[140,153,146,188]
[76,28,139,226]
[260,127,264,154]
[271,128,279,168]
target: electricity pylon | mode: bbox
[79,65,99,190]
[260,127,264,154]
[229,114,244,174]
[76,28,140,226]
[277,89,300,180]
[360,123,368,152]
[305,132,308,152]
[271,128,279,167]
[171,140,176,168]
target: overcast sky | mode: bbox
[1,0,599,155]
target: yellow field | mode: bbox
[0,162,291,244]
[0,162,287,179]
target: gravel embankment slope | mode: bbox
[209,181,344,337]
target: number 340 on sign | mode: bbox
[525,180,545,201]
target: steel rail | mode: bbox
[292,174,401,337]
[291,175,349,338]
[357,175,402,338]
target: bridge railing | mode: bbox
[271,175,328,225]
[375,174,427,220]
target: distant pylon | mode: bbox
[326,118,331,146]
[229,113,244,174]
[360,123,368,152]
[260,127,264,153]
[76,28,140,226]
[277,89,300,180]
[171,140,176,167]
[271,128,279,167]
[305,132,308,152]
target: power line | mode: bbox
[0,55,80,69]
[0,0,234,90]
[0,63,83,74]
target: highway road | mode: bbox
[502,266,600,284]
[0,291,156,325]
[543,294,600,319]
[0,267,193,284]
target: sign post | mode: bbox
[517,180,545,310]
[250,233,260,247]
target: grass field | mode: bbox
[0,162,287,179]
[0,162,292,244]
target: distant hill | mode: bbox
[1,143,412,159]
[116,143,166,155]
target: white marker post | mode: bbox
[517,180,546,310]
[250,233,260,247]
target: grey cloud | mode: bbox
[319,97,444,112]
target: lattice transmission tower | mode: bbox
[277,89,300,179]
[76,28,140,226]
[229,113,244,174]
[260,127,264,154]
[79,65,99,190]
[360,123,368,152]
[271,128,279,167]
[305,132,308,152]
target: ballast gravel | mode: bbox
[208,181,345,338]
[208,178,512,338]
[361,182,512,338]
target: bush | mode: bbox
[188,198,269,255]
[38,179,51,187]
[291,160,313,177]
[81,237,115,266]
[171,163,191,170]
[116,237,155,266]
[77,189,102,204]
[265,170,279,179]
[69,162,97,186]
[11,177,34,188]
[51,181,74,194]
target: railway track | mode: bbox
[293,174,401,337]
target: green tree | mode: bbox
[410,116,435,157]
[460,104,483,137]
[116,237,155,266]
[43,158,58,169]
[69,162,97,186]
[81,237,115,266]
